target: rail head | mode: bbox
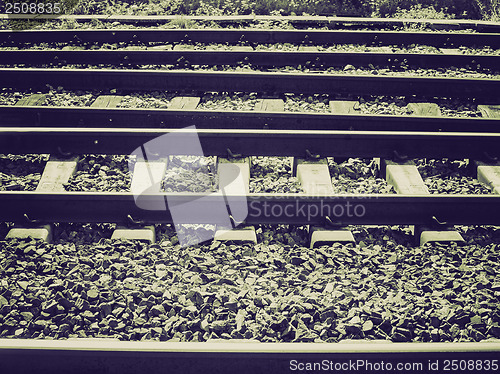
[1,28,500,47]
[1,338,500,352]
[0,339,499,374]
[1,192,500,225]
[0,126,499,160]
[1,14,500,29]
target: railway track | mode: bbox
[1,29,500,70]
[1,69,499,100]
[2,28,500,45]
[2,49,499,71]
[1,16,500,373]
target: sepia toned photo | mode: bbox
[0,0,499,373]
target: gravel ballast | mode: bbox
[283,94,330,113]
[197,92,258,111]
[329,158,394,194]
[162,156,217,193]
[118,92,176,109]
[416,159,493,194]
[64,155,131,192]
[0,229,499,342]
[250,157,303,193]
[0,154,48,191]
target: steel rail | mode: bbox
[1,68,498,101]
[1,28,499,47]
[2,14,500,31]
[0,127,499,159]
[1,49,498,69]
[2,106,500,133]
[1,192,500,225]
[0,339,499,374]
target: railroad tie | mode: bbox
[5,94,76,242]
[329,100,358,115]
[90,95,124,108]
[232,46,253,51]
[406,102,441,117]
[438,48,463,55]
[295,100,359,248]
[168,96,201,110]
[214,97,289,243]
[386,102,464,246]
[93,94,158,243]
[475,105,500,194]
[254,98,285,112]
[296,158,356,248]
[114,96,201,243]
[173,44,195,51]
[211,99,283,243]
[213,157,256,243]
[147,44,173,51]
[297,45,318,52]
[13,93,46,106]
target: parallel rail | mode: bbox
[1,50,498,69]
[0,128,499,159]
[1,29,500,47]
[1,192,500,225]
[0,340,499,374]
[2,106,499,133]
[1,69,499,101]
